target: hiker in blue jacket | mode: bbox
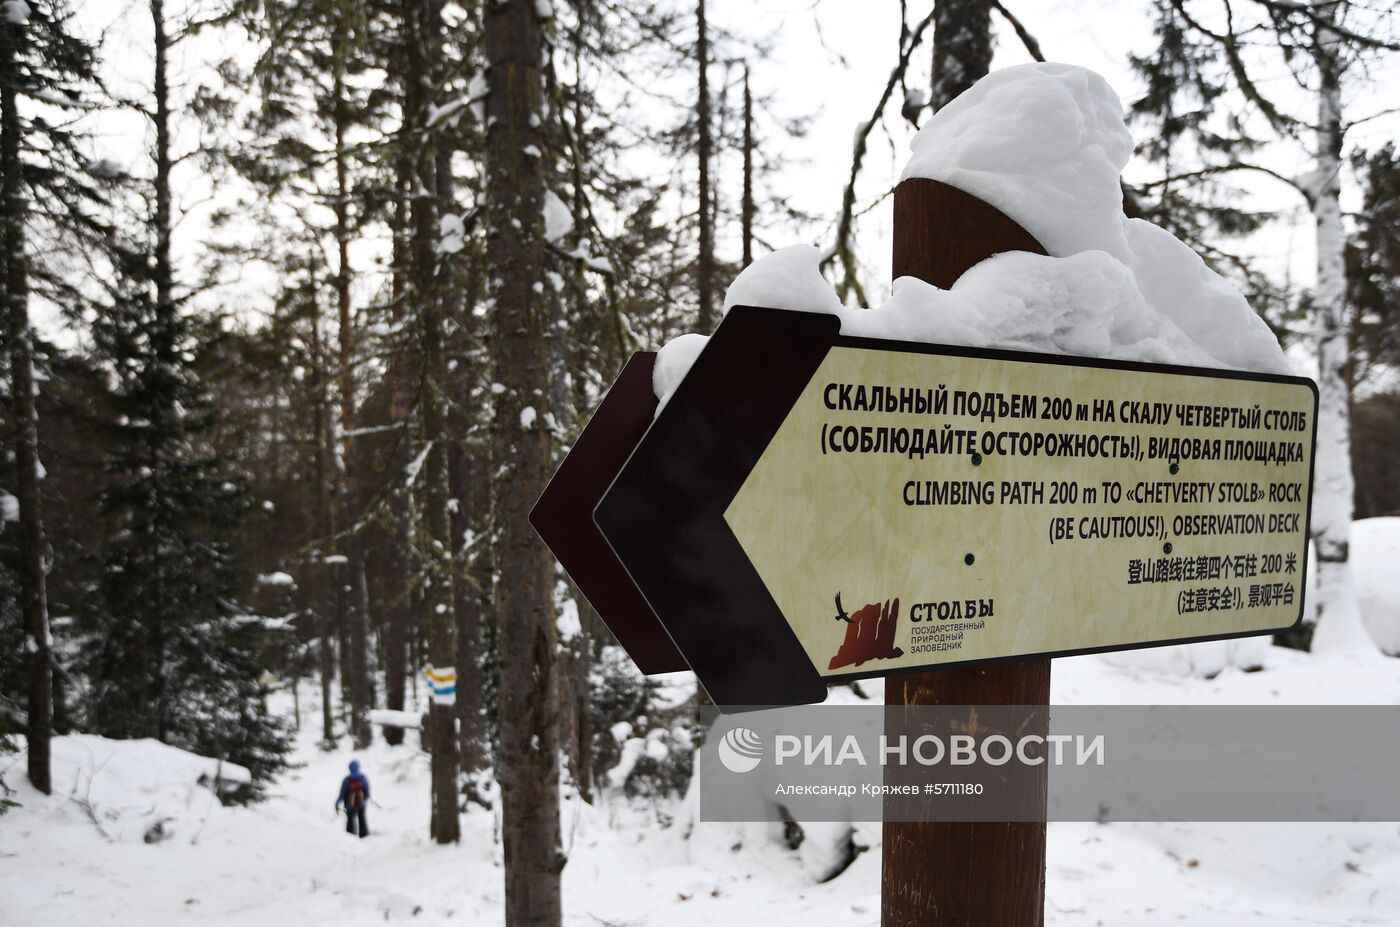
[335,759,371,838]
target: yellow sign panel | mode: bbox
[724,345,1316,679]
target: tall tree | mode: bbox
[1134,0,1399,648]
[401,0,461,845]
[1308,0,1358,649]
[80,0,289,787]
[0,0,132,791]
[695,0,714,330]
[329,7,373,750]
[740,61,753,269]
[1346,144,1400,393]
[1,0,51,796]
[219,0,399,747]
[485,0,563,920]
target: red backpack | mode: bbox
[345,775,366,809]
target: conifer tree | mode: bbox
[79,0,289,789]
[0,0,111,795]
[0,0,51,796]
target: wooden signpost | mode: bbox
[884,179,1053,927]
[529,178,1319,925]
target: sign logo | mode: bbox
[717,727,764,773]
[829,593,905,670]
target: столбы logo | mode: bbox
[829,592,905,670]
[717,727,764,773]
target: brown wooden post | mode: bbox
[882,178,1051,927]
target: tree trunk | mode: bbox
[404,0,460,845]
[382,122,414,748]
[559,583,593,804]
[695,0,715,330]
[1307,3,1370,651]
[741,63,754,269]
[308,305,338,746]
[2,8,52,796]
[435,145,488,780]
[150,0,174,744]
[331,23,373,747]
[931,0,993,110]
[450,432,487,777]
[485,0,564,919]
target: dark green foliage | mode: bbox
[1347,144,1400,391]
[1352,392,1400,519]
[1127,0,1286,332]
[0,555,22,760]
[588,645,695,808]
[77,233,289,793]
[3,0,116,318]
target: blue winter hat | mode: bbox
[349,760,360,774]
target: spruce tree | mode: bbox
[79,0,288,791]
[0,0,112,795]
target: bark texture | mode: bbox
[485,0,564,919]
[149,0,173,743]
[332,20,372,748]
[2,6,53,795]
[695,0,715,330]
[403,0,460,844]
[1307,1,1370,651]
[931,0,993,108]
[741,63,754,269]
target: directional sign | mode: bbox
[529,353,688,675]
[594,306,1317,707]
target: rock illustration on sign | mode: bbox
[828,592,905,670]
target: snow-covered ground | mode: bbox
[4,636,1399,927]
[4,62,1397,927]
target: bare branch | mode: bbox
[1247,0,1400,51]
[1167,0,1300,133]
[821,7,936,304]
[1135,160,1313,206]
[991,1,1046,62]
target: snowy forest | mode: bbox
[3,0,1400,924]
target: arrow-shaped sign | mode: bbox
[529,353,688,675]
[595,306,1317,707]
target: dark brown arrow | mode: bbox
[529,352,689,675]
[594,307,837,708]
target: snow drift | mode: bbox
[34,734,250,844]
[1353,518,1400,654]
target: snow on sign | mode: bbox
[588,305,1317,708]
